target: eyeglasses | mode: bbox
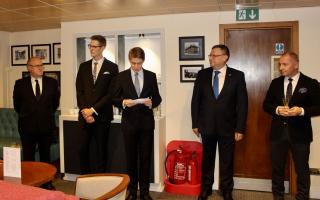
[208,54,225,58]
[28,64,43,68]
[88,44,102,49]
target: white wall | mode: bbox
[4,29,61,108]
[0,31,10,107]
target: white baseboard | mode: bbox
[310,175,320,199]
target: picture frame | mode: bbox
[44,71,61,87]
[179,36,205,60]
[271,55,281,79]
[180,64,204,82]
[31,44,51,65]
[52,43,61,64]
[11,45,30,66]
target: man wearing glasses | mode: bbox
[13,56,60,164]
[191,44,248,200]
[76,35,119,173]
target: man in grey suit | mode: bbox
[191,44,248,200]
[263,52,320,200]
[76,35,119,173]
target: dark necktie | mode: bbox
[35,79,40,100]
[213,71,220,98]
[286,78,293,101]
[93,62,98,83]
[134,72,140,97]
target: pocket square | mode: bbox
[103,71,110,75]
[298,87,307,93]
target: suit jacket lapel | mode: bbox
[290,73,304,105]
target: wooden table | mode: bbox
[0,160,57,187]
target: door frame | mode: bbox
[219,21,299,196]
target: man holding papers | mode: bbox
[112,47,162,200]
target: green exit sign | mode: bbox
[236,7,259,21]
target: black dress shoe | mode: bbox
[126,192,137,200]
[197,196,208,200]
[140,194,153,200]
[41,182,56,190]
[273,195,284,200]
[222,191,233,200]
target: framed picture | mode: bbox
[271,55,281,79]
[44,71,61,87]
[52,43,61,64]
[22,71,30,78]
[11,45,30,66]
[179,36,205,60]
[180,64,204,82]
[31,44,51,65]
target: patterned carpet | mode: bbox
[53,178,317,200]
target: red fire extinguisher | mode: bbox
[187,151,198,185]
[173,149,187,184]
[165,146,188,184]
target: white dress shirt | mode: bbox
[212,65,227,94]
[31,76,42,95]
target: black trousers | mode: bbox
[80,121,110,173]
[271,138,310,200]
[201,133,235,195]
[20,131,52,163]
[123,126,154,195]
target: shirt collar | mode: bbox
[213,65,227,75]
[131,68,143,76]
[92,57,104,65]
[31,76,42,82]
[286,72,300,82]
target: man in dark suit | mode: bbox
[263,52,320,200]
[13,56,60,163]
[112,47,161,200]
[191,44,248,200]
[76,35,119,173]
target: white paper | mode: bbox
[132,98,149,104]
[3,147,21,178]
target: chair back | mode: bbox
[75,173,129,200]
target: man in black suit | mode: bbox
[263,52,320,200]
[76,35,119,173]
[112,47,161,200]
[191,44,248,200]
[13,57,60,163]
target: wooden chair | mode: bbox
[75,173,130,200]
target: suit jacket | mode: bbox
[263,73,320,143]
[13,76,60,134]
[76,58,119,124]
[112,68,162,131]
[191,66,248,136]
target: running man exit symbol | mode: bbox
[236,7,259,21]
[275,43,285,55]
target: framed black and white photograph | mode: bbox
[44,71,61,87]
[52,43,61,64]
[180,64,204,82]
[11,45,30,66]
[179,36,205,60]
[31,44,51,64]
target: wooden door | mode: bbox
[219,21,298,194]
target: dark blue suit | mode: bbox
[191,66,248,195]
[112,68,161,195]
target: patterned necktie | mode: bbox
[134,72,140,97]
[286,78,293,101]
[35,79,41,100]
[213,71,220,98]
[93,62,98,83]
